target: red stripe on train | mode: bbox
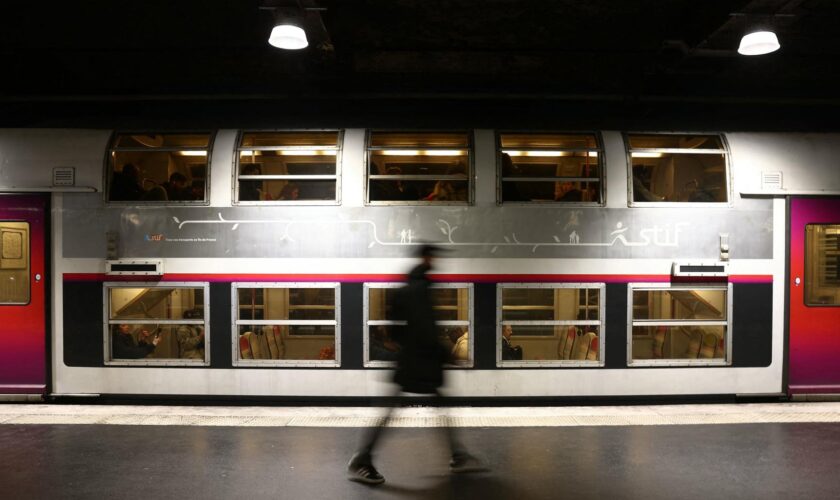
[63,273,773,283]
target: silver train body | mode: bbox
[3,128,838,400]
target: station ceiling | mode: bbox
[3,0,840,130]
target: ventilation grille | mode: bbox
[106,259,164,276]
[52,167,75,186]
[672,261,729,279]
[761,171,783,190]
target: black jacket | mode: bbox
[392,263,448,394]
[112,331,155,359]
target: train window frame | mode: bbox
[365,130,475,206]
[231,282,341,368]
[363,282,474,368]
[626,283,733,367]
[232,130,343,206]
[103,282,211,367]
[105,132,214,206]
[496,283,606,368]
[804,224,840,307]
[624,132,732,207]
[495,132,606,206]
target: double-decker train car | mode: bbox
[0,128,838,401]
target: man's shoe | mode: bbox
[347,456,385,485]
[449,453,487,473]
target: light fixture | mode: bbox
[738,30,780,56]
[268,8,308,50]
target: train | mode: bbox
[0,128,838,401]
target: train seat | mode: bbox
[249,331,271,359]
[684,330,702,359]
[572,331,596,360]
[558,326,578,360]
[239,333,254,359]
[698,332,718,359]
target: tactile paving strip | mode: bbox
[3,405,840,428]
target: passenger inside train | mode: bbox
[111,324,159,359]
[501,325,523,361]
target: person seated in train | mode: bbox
[176,309,205,360]
[450,327,469,362]
[110,163,145,201]
[501,324,523,361]
[369,326,400,362]
[111,323,159,359]
[239,163,264,201]
[500,153,527,201]
[277,182,300,201]
[632,175,665,202]
[554,181,583,202]
[424,180,456,201]
[161,172,191,201]
[370,166,419,201]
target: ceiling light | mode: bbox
[631,152,663,158]
[269,23,308,50]
[738,30,780,56]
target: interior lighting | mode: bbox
[278,149,338,156]
[380,150,465,156]
[504,150,568,157]
[178,151,207,157]
[737,30,780,56]
[268,22,308,50]
[631,152,664,158]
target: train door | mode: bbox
[0,194,47,396]
[789,197,840,395]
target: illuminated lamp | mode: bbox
[268,13,308,50]
[737,30,780,56]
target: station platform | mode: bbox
[2,402,840,499]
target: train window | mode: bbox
[0,222,30,304]
[625,133,729,205]
[805,224,840,306]
[367,131,472,204]
[234,131,341,204]
[363,283,473,367]
[628,284,731,366]
[104,283,210,366]
[498,133,603,204]
[233,283,340,367]
[497,284,605,366]
[106,133,213,204]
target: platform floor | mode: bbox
[2,403,840,499]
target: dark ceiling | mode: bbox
[3,0,840,130]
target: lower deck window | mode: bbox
[364,283,473,367]
[104,283,209,365]
[497,284,605,366]
[233,283,340,366]
[629,284,731,366]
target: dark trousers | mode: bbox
[354,390,466,463]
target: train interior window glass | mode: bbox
[629,285,729,364]
[364,284,472,366]
[0,222,29,304]
[367,131,471,204]
[236,131,340,203]
[235,285,338,364]
[627,134,728,204]
[105,284,208,363]
[499,133,602,204]
[805,224,840,306]
[366,286,405,364]
[498,285,603,364]
[107,133,212,203]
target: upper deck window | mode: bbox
[626,133,729,205]
[235,131,341,204]
[498,133,603,204]
[107,133,212,203]
[367,132,472,204]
